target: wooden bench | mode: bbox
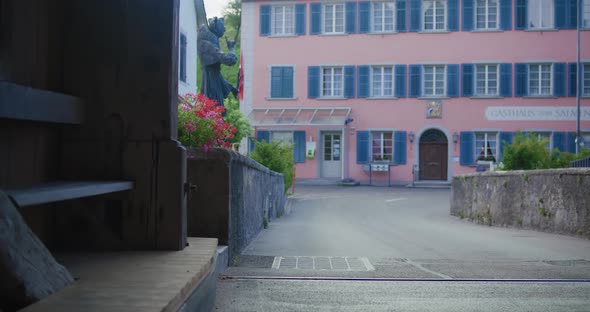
[5,181,134,208]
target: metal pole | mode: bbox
[577,0,581,154]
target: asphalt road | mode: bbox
[215,185,590,311]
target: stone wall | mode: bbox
[187,148,286,260]
[451,169,590,238]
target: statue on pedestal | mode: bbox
[197,17,238,108]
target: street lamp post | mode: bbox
[577,0,582,154]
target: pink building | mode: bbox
[240,0,590,184]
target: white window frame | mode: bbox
[321,66,344,98]
[270,131,294,146]
[583,63,590,97]
[271,5,295,36]
[474,132,498,161]
[370,131,394,162]
[528,0,554,30]
[528,63,553,96]
[474,0,499,30]
[423,0,447,32]
[584,0,590,29]
[422,65,446,97]
[371,1,396,33]
[371,65,395,98]
[475,64,499,97]
[323,3,345,34]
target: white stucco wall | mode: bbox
[178,0,198,96]
[239,1,255,154]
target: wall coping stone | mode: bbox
[187,148,284,177]
[455,168,590,178]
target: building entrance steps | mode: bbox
[21,238,221,312]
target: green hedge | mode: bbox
[249,140,294,192]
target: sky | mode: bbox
[204,0,230,19]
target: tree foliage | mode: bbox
[249,140,294,192]
[223,97,252,144]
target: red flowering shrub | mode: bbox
[178,93,237,152]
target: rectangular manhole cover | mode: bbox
[272,256,375,271]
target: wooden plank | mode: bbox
[0,82,84,124]
[5,181,133,207]
[20,237,218,312]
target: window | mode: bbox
[423,0,446,31]
[371,66,394,97]
[584,64,590,96]
[475,64,498,96]
[584,0,590,28]
[475,132,497,161]
[528,0,553,29]
[270,66,294,99]
[529,64,552,96]
[322,67,344,97]
[371,131,394,162]
[475,0,498,30]
[531,132,551,150]
[423,65,446,97]
[272,5,294,35]
[372,1,395,33]
[271,131,294,146]
[179,33,187,83]
[323,3,345,34]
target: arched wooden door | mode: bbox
[419,129,448,180]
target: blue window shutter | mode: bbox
[310,3,322,35]
[395,65,407,98]
[409,0,422,32]
[295,4,306,35]
[553,63,566,97]
[393,131,407,165]
[566,0,578,29]
[257,130,270,143]
[356,131,370,164]
[447,64,459,97]
[568,63,577,97]
[359,2,370,33]
[500,63,512,97]
[249,137,256,153]
[345,66,356,98]
[308,66,320,98]
[346,2,357,34]
[460,132,475,166]
[555,0,566,29]
[462,64,474,97]
[409,65,422,97]
[271,67,283,98]
[499,132,513,161]
[515,0,527,30]
[462,0,474,31]
[447,0,459,31]
[357,65,370,98]
[553,132,566,152]
[500,0,512,30]
[397,0,407,32]
[260,5,271,36]
[515,63,528,97]
[293,131,306,163]
[283,67,294,98]
[568,132,577,153]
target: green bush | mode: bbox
[223,98,252,145]
[502,131,551,170]
[502,131,590,170]
[249,140,294,192]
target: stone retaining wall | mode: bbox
[186,148,286,260]
[451,169,590,238]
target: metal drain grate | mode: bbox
[272,256,375,271]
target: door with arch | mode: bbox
[419,129,448,181]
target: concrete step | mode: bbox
[407,181,452,189]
